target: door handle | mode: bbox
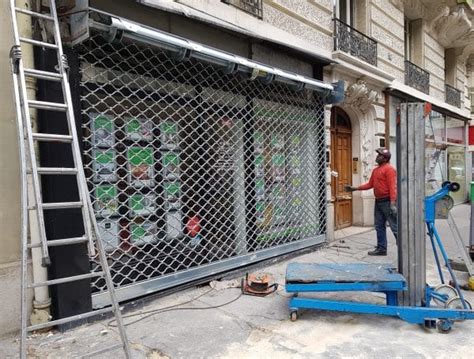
[336,195,352,200]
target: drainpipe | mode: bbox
[17,0,52,327]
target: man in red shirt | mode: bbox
[345,148,397,256]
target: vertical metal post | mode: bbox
[470,182,474,258]
[10,45,29,359]
[397,103,426,306]
[414,103,426,305]
[397,103,409,305]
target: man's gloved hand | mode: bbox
[390,202,397,216]
[344,185,358,192]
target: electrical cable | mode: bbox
[107,287,243,327]
[275,282,293,298]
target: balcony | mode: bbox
[445,84,462,108]
[405,60,430,95]
[221,0,263,19]
[333,18,377,66]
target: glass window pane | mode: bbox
[389,97,400,167]
[339,0,348,23]
[425,141,446,195]
[446,117,465,144]
[447,145,466,203]
[426,110,445,141]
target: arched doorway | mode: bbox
[330,107,352,229]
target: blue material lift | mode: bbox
[286,183,474,332]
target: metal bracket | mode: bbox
[260,73,275,85]
[9,45,22,74]
[290,82,305,92]
[170,48,192,62]
[249,68,276,86]
[105,25,123,43]
[221,62,238,75]
[59,54,70,74]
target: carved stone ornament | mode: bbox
[389,0,426,15]
[344,80,379,115]
[360,117,372,183]
[402,0,427,18]
[458,42,474,64]
[344,79,379,182]
[433,7,473,48]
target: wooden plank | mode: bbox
[286,263,405,283]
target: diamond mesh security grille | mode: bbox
[74,32,326,302]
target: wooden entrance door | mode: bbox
[330,107,352,229]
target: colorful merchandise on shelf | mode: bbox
[126,117,153,142]
[129,193,156,216]
[97,218,121,252]
[160,121,179,150]
[272,153,285,181]
[127,147,155,187]
[90,113,115,147]
[271,134,284,150]
[164,182,181,210]
[94,184,119,217]
[130,221,158,246]
[254,132,264,153]
[255,178,265,199]
[162,151,180,179]
[254,154,264,177]
[92,149,117,183]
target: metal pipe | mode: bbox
[10,19,29,359]
[88,13,334,96]
[431,224,469,309]
[470,182,474,255]
[16,0,52,321]
[428,223,445,284]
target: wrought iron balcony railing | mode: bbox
[405,60,430,94]
[445,84,462,108]
[333,18,378,66]
[222,0,263,19]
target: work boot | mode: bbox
[368,247,387,256]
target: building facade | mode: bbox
[0,0,472,336]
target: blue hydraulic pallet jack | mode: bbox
[286,182,474,332]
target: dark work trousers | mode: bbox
[374,199,398,250]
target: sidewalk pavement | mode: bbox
[1,204,474,358]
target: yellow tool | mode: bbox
[468,277,474,291]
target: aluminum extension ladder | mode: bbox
[8,1,131,357]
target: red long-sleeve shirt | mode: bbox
[358,163,397,202]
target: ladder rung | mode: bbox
[15,7,55,21]
[42,201,83,210]
[19,37,58,49]
[32,133,73,143]
[38,167,78,175]
[28,236,88,249]
[28,100,67,111]
[24,68,62,81]
[29,271,105,288]
[27,307,113,332]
